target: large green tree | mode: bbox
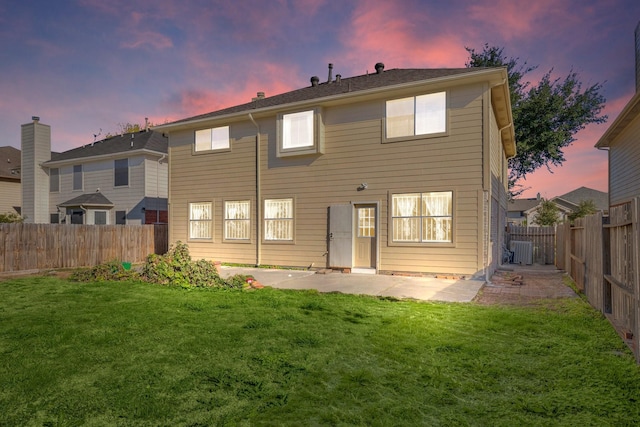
[466,44,607,196]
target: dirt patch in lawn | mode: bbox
[475,267,578,306]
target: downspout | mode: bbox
[157,154,167,224]
[248,113,261,266]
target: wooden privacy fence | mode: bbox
[0,223,168,273]
[557,200,640,363]
[506,225,556,265]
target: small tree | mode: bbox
[533,199,560,226]
[568,199,597,222]
[0,212,24,223]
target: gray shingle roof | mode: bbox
[0,146,21,180]
[508,198,541,212]
[48,130,167,163]
[58,191,114,208]
[163,67,483,126]
[554,186,608,211]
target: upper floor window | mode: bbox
[385,92,446,140]
[73,165,82,191]
[195,126,230,152]
[391,191,452,243]
[277,108,324,157]
[264,198,294,241]
[114,159,129,187]
[224,200,250,241]
[189,202,212,240]
[50,168,59,192]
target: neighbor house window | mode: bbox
[94,211,107,225]
[114,159,129,187]
[50,213,59,224]
[277,109,324,156]
[385,92,446,139]
[391,191,452,243]
[115,210,126,225]
[189,202,212,239]
[50,168,59,192]
[264,198,293,241]
[73,165,82,190]
[224,200,250,241]
[195,126,230,152]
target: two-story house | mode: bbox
[156,63,515,278]
[21,117,168,225]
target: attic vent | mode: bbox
[310,76,320,87]
[375,62,385,74]
[335,74,341,84]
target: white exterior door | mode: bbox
[328,204,352,269]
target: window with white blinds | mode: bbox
[282,111,314,150]
[224,200,250,240]
[386,92,446,139]
[189,202,212,239]
[264,198,293,241]
[392,191,452,243]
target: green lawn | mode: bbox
[1,277,639,426]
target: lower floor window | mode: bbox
[392,191,452,242]
[224,200,250,240]
[94,211,107,225]
[264,198,293,241]
[189,202,212,239]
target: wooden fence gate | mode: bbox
[506,225,556,265]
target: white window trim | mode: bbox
[189,202,213,240]
[383,91,448,142]
[223,200,251,242]
[389,191,454,246]
[194,126,231,153]
[263,198,294,243]
[277,108,324,157]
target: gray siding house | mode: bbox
[595,21,640,206]
[21,117,168,225]
[156,63,515,278]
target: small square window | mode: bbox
[277,109,323,157]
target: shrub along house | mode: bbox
[156,63,515,278]
[21,117,168,225]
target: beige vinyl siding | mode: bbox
[609,113,640,205]
[0,180,21,214]
[169,83,489,275]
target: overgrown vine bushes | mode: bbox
[71,241,252,290]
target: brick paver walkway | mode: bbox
[475,265,578,305]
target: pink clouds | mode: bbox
[120,31,173,50]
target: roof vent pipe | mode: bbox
[375,62,385,74]
[310,76,320,87]
[327,63,333,83]
[335,74,341,84]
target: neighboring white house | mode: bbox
[0,146,21,216]
[508,187,608,226]
[21,117,168,225]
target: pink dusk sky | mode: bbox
[1,0,639,199]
